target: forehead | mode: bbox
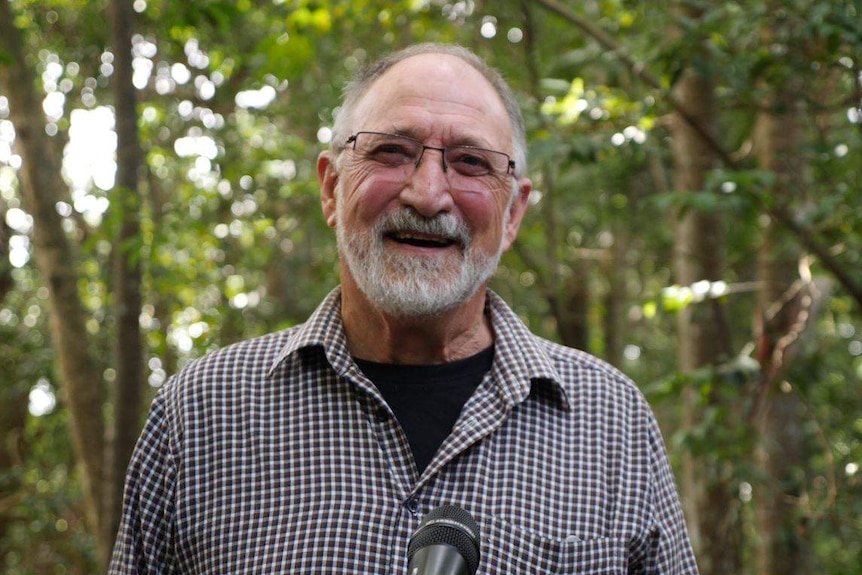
[352,53,513,147]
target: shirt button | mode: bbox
[375,407,388,423]
[405,498,420,516]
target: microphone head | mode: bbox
[407,505,480,575]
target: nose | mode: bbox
[400,147,454,216]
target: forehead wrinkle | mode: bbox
[384,115,505,151]
[354,56,512,152]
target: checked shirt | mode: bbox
[109,288,699,574]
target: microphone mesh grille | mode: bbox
[407,505,480,574]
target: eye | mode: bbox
[447,148,493,176]
[365,137,417,165]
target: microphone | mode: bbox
[406,505,480,575]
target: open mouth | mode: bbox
[386,231,457,249]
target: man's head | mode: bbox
[331,43,528,179]
[318,43,531,318]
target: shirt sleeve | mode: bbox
[639,415,700,575]
[108,387,178,575]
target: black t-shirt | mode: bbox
[354,346,493,474]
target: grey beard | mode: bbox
[337,206,504,318]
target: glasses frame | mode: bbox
[344,131,516,178]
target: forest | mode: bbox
[1,0,861,573]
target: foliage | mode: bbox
[0,269,100,574]
[1,0,861,572]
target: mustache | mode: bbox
[378,208,472,248]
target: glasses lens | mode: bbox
[445,147,508,177]
[355,133,420,167]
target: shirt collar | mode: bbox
[269,286,353,376]
[269,286,572,412]
[483,290,571,411]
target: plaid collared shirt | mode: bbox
[110,288,699,574]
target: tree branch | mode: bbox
[530,0,862,312]
[531,0,733,166]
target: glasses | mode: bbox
[344,131,515,192]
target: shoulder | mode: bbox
[485,290,647,411]
[183,328,294,377]
[159,328,298,407]
[535,336,655,421]
[157,288,348,418]
[540,337,633,388]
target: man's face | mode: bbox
[320,54,531,318]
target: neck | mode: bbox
[339,280,493,365]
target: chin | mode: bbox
[365,283,478,318]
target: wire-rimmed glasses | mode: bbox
[344,131,515,193]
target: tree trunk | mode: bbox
[0,320,29,567]
[751,89,812,575]
[669,60,739,575]
[0,0,106,540]
[0,220,31,555]
[603,231,626,367]
[552,263,590,352]
[516,5,593,352]
[103,0,146,560]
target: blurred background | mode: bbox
[0,0,860,573]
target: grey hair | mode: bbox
[330,43,528,178]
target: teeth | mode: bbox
[390,231,452,247]
[398,233,442,241]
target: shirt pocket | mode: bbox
[480,517,627,575]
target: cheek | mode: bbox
[456,193,510,243]
[339,172,400,225]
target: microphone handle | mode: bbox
[407,543,471,575]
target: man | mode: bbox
[110,43,699,574]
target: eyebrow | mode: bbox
[386,126,421,140]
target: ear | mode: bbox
[317,151,339,228]
[501,177,531,252]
